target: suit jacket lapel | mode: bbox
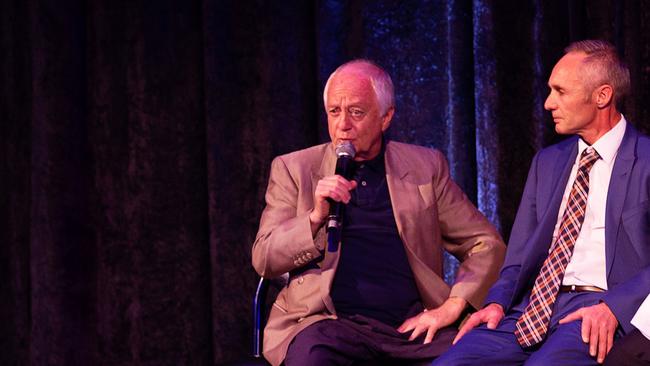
[384,142,420,255]
[605,124,637,278]
[518,139,577,281]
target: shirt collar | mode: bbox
[577,114,627,166]
[358,138,386,173]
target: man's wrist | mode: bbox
[309,211,324,235]
[442,296,469,319]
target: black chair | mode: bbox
[253,275,289,360]
[225,275,288,366]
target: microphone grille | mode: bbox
[335,141,356,158]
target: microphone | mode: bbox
[326,141,356,244]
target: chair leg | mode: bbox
[252,277,269,358]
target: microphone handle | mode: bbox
[327,154,354,230]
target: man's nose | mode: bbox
[544,94,555,111]
[337,112,352,129]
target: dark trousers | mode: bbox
[604,329,650,366]
[284,314,457,366]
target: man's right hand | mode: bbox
[453,303,505,344]
[309,175,357,234]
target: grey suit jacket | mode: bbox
[252,140,505,366]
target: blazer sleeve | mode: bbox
[429,149,506,310]
[484,151,541,309]
[251,156,325,278]
[602,196,650,332]
[604,267,650,333]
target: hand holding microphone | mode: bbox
[326,141,356,232]
[309,141,357,238]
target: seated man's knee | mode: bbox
[285,343,343,366]
[285,322,334,365]
[432,331,493,365]
[284,320,362,365]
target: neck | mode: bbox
[579,108,621,145]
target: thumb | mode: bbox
[486,316,499,329]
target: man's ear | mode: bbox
[381,107,395,132]
[594,84,614,108]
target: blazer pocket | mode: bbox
[621,200,650,259]
[285,269,320,314]
[622,199,650,222]
[417,182,435,209]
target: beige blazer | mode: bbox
[252,140,505,366]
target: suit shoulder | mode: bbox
[387,140,443,160]
[636,133,650,156]
[537,136,577,155]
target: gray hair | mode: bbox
[565,40,630,108]
[323,59,395,116]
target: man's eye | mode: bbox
[350,109,365,117]
[329,108,340,115]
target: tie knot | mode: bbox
[579,147,600,171]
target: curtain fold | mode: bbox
[2,0,650,364]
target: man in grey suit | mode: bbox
[252,59,505,366]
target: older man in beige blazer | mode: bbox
[252,59,505,366]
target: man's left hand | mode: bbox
[559,302,618,364]
[397,297,467,344]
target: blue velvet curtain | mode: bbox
[2,0,650,364]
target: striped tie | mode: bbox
[515,147,600,347]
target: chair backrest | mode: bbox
[252,274,289,358]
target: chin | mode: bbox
[554,125,570,135]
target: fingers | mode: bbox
[408,324,426,341]
[606,329,614,355]
[315,176,356,203]
[588,317,598,356]
[311,176,357,224]
[559,309,582,325]
[424,327,438,344]
[486,314,500,329]
[561,303,618,364]
[603,329,614,363]
[595,323,608,363]
[397,318,415,333]
[396,311,441,344]
[581,314,591,344]
[453,304,504,345]
[453,313,481,344]
[453,323,471,344]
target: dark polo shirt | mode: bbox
[330,145,421,327]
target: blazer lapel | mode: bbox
[519,139,577,278]
[384,143,421,256]
[544,139,577,221]
[605,124,637,278]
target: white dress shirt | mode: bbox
[551,116,627,290]
[632,294,650,340]
[630,295,650,339]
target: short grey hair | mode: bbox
[565,40,630,108]
[323,59,395,116]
